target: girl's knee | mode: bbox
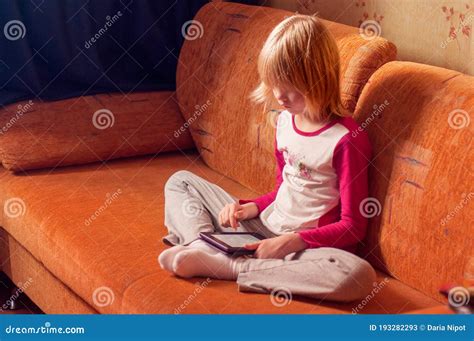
[354,260,377,285]
[171,170,196,181]
[342,260,377,301]
[165,170,196,190]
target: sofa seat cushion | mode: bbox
[0,151,440,313]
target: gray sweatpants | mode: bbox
[162,170,377,303]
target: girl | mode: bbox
[158,14,376,303]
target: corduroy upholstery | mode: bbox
[0,2,467,313]
[0,92,194,171]
[176,2,397,195]
[354,61,473,302]
[0,152,440,313]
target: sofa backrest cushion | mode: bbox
[176,1,396,195]
[0,91,195,172]
[354,61,473,301]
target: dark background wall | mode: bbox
[0,0,258,107]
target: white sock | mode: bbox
[158,245,187,272]
[158,239,220,272]
[186,239,221,254]
[172,248,250,280]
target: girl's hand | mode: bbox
[244,233,308,259]
[218,202,256,229]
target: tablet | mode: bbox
[199,232,266,256]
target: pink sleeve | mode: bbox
[297,133,372,249]
[238,134,285,214]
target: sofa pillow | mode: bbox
[0,91,195,172]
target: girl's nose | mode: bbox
[273,88,288,103]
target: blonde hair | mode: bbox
[250,14,348,122]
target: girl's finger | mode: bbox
[254,249,261,258]
[220,207,226,226]
[234,209,244,220]
[223,206,230,227]
[229,206,237,229]
[244,242,260,250]
[219,210,224,226]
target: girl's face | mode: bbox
[272,84,306,115]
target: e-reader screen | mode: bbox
[211,233,261,247]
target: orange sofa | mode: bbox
[0,2,471,314]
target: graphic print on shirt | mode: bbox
[281,146,313,180]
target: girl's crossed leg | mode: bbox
[159,170,376,302]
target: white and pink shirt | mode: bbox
[239,110,372,254]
